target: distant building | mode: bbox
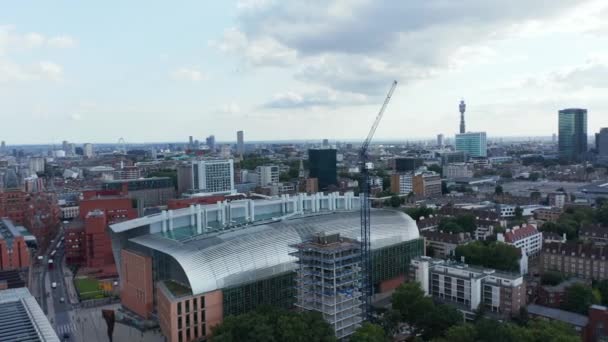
[437,134,445,147]
[443,162,474,179]
[558,108,588,161]
[579,225,608,245]
[83,143,94,158]
[534,207,562,223]
[440,151,468,166]
[497,224,543,257]
[256,165,279,186]
[410,257,526,320]
[206,135,216,150]
[596,128,608,158]
[0,219,31,271]
[413,171,442,198]
[455,132,487,158]
[420,231,472,258]
[102,177,176,207]
[308,149,337,190]
[236,130,244,156]
[0,287,60,341]
[548,192,567,208]
[305,178,319,194]
[390,157,423,172]
[540,242,608,280]
[28,157,45,174]
[391,173,413,195]
[113,166,141,180]
[459,100,466,134]
[185,160,235,195]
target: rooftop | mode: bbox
[0,288,59,342]
[527,304,589,327]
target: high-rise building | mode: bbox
[237,130,244,156]
[206,135,216,150]
[308,149,337,190]
[189,136,194,148]
[596,128,608,156]
[558,108,587,161]
[256,165,279,186]
[189,159,235,194]
[437,134,445,147]
[390,157,423,172]
[455,132,487,158]
[62,140,69,152]
[459,100,466,134]
[28,157,45,174]
[322,139,329,148]
[0,141,5,152]
[83,143,94,158]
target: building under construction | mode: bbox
[291,233,363,340]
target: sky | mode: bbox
[1,0,608,145]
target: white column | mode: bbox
[190,205,195,226]
[196,204,202,234]
[202,208,208,231]
[168,210,174,231]
[161,210,167,233]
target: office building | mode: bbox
[420,231,472,259]
[558,108,588,161]
[236,131,244,156]
[455,132,487,158]
[179,160,235,195]
[391,173,413,195]
[410,257,526,320]
[102,177,176,207]
[256,165,279,186]
[28,157,45,174]
[596,128,608,157]
[541,242,608,280]
[497,224,542,258]
[440,151,467,166]
[390,157,423,172]
[443,162,474,179]
[0,219,31,271]
[437,134,445,147]
[308,149,337,190]
[206,135,216,150]
[110,196,423,342]
[322,139,329,148]
[292,233,363,339]
[413,171,442,198]
[0,287,60,341]
[189,136,194,148]
[459,100,466,134]
[83,143,94,158]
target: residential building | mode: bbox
[291,233,363,339]
[443,163,474,179]
[178,160,235,195]
[0,287,60,341]
[497,224,543,257]
[579,225,608,245]
[0,219,31,271]
[109,197,423,342]
[558,108,588,161]
[410,257,526,320]
[585,305,608,342]
[236,130,244,156]
[548,192,567,208]
[537,278,587,308]
[102,177,176,207]
[420,231,471,258]
[412,171,442,198]
[391,173,413,195]
[256,165,279,186]
[305,178,318,194]
[527,304,588,335]
[455,132,487,158]
[534,207,562,222]
[540,242,608,280]
[308,149,337,190]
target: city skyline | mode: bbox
[1,1,608,144]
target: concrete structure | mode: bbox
[558,108,588,161]
[113,166,141,180]
[308,149,337,190]
[420,231,472,258]
[183,160,235,195]
[236,130,244,156]
[110,195,423,342]
[29,157,45,174]
[541,242,608,280]
[455,132,487,158]
[390,158,423,172]
[391,173,413,195]
[410,257,526,320]
[548,192,567,208]
[102,177,176,207]
[443,163,474,179]
[459,99,466,134]
[497,224,543,257]
[83,143,94,158]
[292,233,363,339]
[0,287,60,341]
[256,165,279,186]
[0,219,31,271]
[412,171,442,198]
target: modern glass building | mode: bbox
[558,108,587,161]
[308,149,338,190]
[455,132,487,158]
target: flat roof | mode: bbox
[0,288,60,342]
[527,304,589,327]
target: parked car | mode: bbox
[51,282,57,289]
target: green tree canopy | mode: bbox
[405,206,435,220]
[390,195,402,208]
[454,241,521,272]
[211,307,336,342]
[495,185,504,195]
[438,214,477,234]
[561,283,601,314]
[350,323,388,342]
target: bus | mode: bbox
[56,241,62,249]
[50,250,57,258]
[48,259,54,270]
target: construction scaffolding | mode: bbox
[291,233,363,340]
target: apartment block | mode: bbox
[540,242,608,280]
[497,224,543,257]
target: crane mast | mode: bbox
[360,80,397,319]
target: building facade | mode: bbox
[102,177,176,207]
[497,224,543,257]
[0,219,30,271]
[308,149,337,190]
[558,108,588,161]
[455,132,487,158]
[236,131,244,156]
[188,160,235,195]
[443,163,474,179]
[540,242,608,280]
[256,165,279,186]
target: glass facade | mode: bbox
[559,108,588,161]
[372,238,425,286]
[308,149,337,190]
[455,132,487,158]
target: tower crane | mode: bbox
[360,80,398,318]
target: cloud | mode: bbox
[262,89,367,109]
[0,60,63,82]
[218,103,241,114]
[48,35,76,48]
[0,26,76,54]
[70,113,83,121]
[215,0,590,101]
[170,67,206,81]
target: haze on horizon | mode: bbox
[1,1,608,144]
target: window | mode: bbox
[194,312,198,325]
[177,302,182,315]
[186,300,190,313]
[178,317,182,329]
[193,298,197,310]
[186,315,190,327]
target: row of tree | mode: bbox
[454,241,521,272]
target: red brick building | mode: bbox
[0,190,28,225]
[0,219,31,271]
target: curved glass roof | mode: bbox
[129,209,419,295]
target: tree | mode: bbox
[562,283,600,314]
[350,323,388,342]
[596,280,608,305]
[377,309,401,337]
[428,164,443,177]
[392,282,432,325]
[495,185,504,195]
[514,206,523,221]
[541,271,565,286]
[443,323,477,342]
[390,195,401,208]
[418,304,463,340]
[211,307,336,342]
[148,169,178,190]
[437,214,476,234]
[405,206,434,221]
[529,172,540,181]
[455,241,521,272]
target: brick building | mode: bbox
[0,219,31,271]
[537,278,587,308]
[541,242,608,280]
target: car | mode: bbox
[59,297,65,303]
[51,282,57,289]
[63,332,70,340]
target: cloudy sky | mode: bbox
[2,0,608,144]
